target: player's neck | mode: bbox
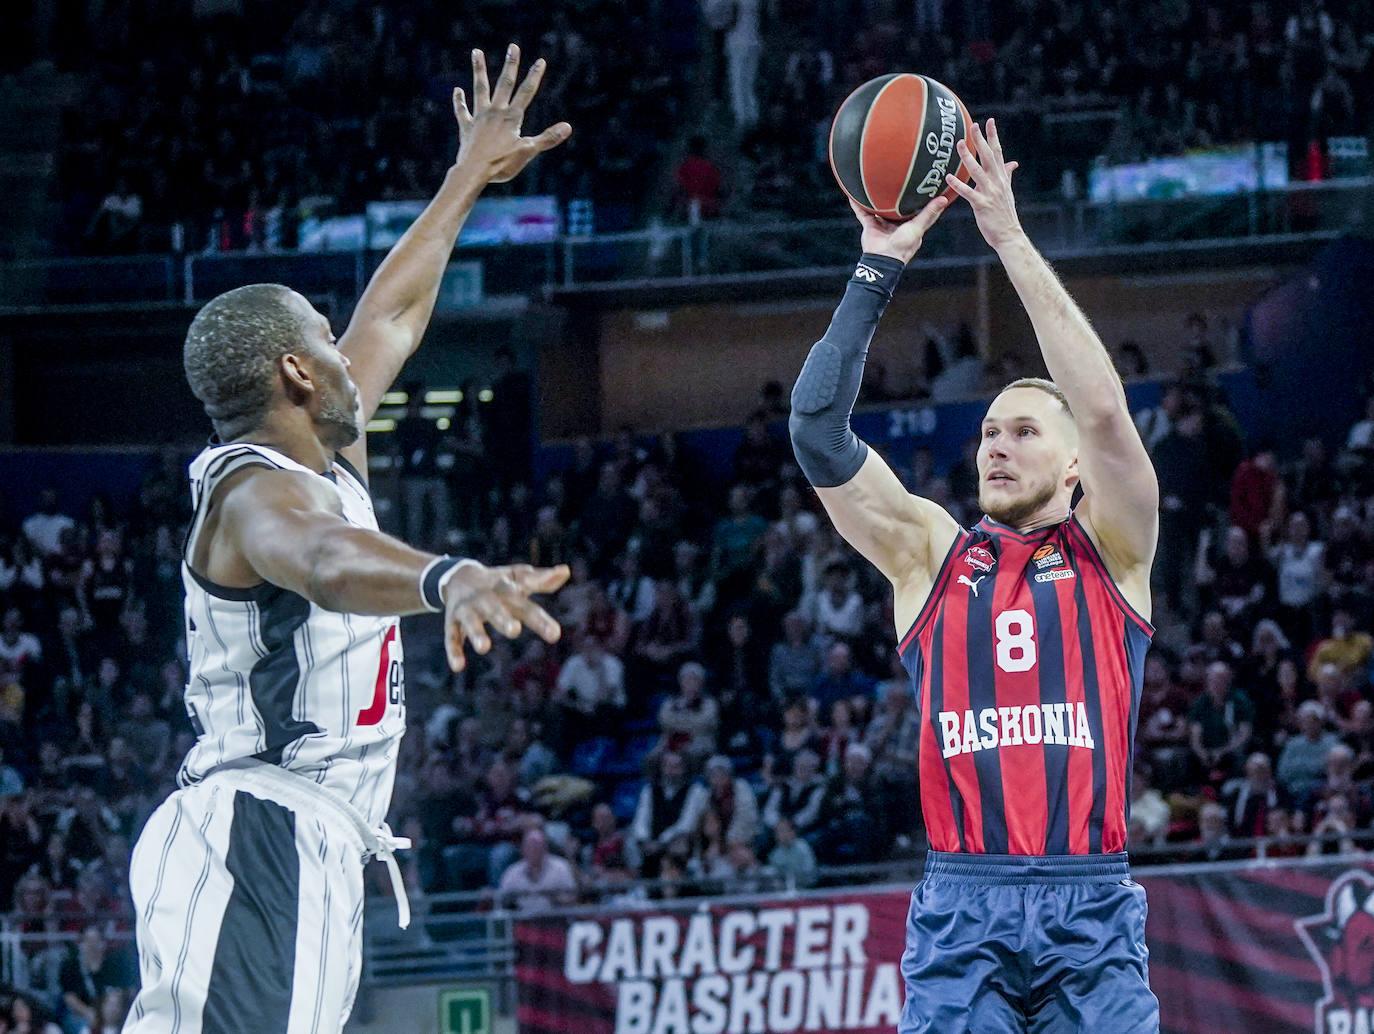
[232,412,332,474]
[986,502,1072,536]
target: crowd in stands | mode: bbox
[0,341,1371,1020]
[6,0,1371,256]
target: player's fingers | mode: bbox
[480,596,525,640]
[456,606,492,654]
[968,120,994,164]
[527,121,573,153]
[506,595,563,644]
[471,49,491,109]
[503,563,571,593]
[453,87,473,128]
[910,194,949,234]
[956,139,987,184]
[943,174,977,202]
[493,43,520,106]
[1005,160,1019,179]
[985,117,1003,158]
[445,616,467,672]
[511,56,546,111]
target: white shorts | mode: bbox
[123,766,375,1034]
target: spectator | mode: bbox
[761,748,826,841]
[1307,793,1362,857]
[59,925,134,1032]
[1193,802,1248,862]
[809,642,874,714]
[502,718,559,791]
[733,411,786,491]
[632,580,700,688]
[770,695,822,780]
[22,489,76,559]
[709,612,770,762]
[769,611,820,702]
[497,827,578,913]
[656,661,720,766]
[631,751,707,877]
[816,743,885,865]
[699,754,759,850]
[1278,701,1344,809]
[1127,765,1170,849]
[710,486,768,598]
[1154,404,1212,613]
[1221,752,1288,839]
[865,679,920,832]
[7,993,63,1034]
[553,633,626,749]
[1194,525,1270,627]
[1229,443,1283,540]
[1269,510,1327,645]
[766,816,817,887]
[1311,743,1374,829]
[1312,662,1363,733]
[585,802,639,885]
[674,135,722,221]
[1306,609,1373,685]
[809,562,865,648]
[819,697,862,778]
[1187,660,1254,785]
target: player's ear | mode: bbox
[279,352,315,400]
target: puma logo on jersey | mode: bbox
[938,703,1096,758]
[957,574,985,596]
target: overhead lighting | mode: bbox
[366,418,396,433]
[436,417,451,430]
[478,388,494,403]
[425,389,463,404]
[380,391,408,406]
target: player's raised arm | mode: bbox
[210,466,568,671]
[789,198,961,619]
[336,44,571,473]
[945,120,1158,590]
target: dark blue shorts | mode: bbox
[899,851,1159,1034]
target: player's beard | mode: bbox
[318,387,362,449]
[979,476,1058,528]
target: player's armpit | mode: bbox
[218,468,434,615]
[814,448,960,586]
[1074,407,1160,577]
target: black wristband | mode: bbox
[420,556,464,612]
[850,253,906,300]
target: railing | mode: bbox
[0,178,1366,308]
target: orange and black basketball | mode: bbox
[829,73,974,221]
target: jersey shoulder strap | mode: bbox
[185,443,316,563]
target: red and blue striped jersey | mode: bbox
[899,513,1152,855]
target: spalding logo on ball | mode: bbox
[829,73,973,221]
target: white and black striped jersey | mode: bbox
[179,443,405,828]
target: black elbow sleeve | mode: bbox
[788,254,904,488]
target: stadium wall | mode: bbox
[594,266,1290,432]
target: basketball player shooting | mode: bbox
[790,119,1159,1032]
[124,46,570,1034]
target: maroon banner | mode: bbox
[514,860,1374,1034]
[1140,859,1374,1034]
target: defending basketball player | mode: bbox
[124,46,570,1034]
[790,119,1159,1031]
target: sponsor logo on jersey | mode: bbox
[1297,869,1374,1034]
[1034,569,1075,583]
[963,545,995,574]
[1032,544,1064,569]
[938,703,1097,758]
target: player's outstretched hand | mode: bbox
[850,195,948,265]
[945,118,1024,252]
[453,44,573,184]
[442,561,570,671]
